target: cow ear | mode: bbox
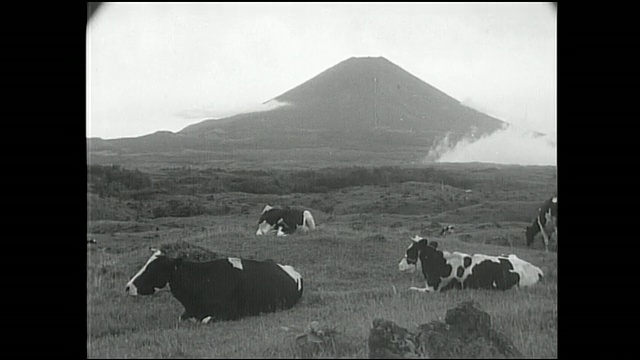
[429,241,438,249]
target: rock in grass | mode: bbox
[368,301,522,358]
[368,318,421,359]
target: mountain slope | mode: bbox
[180,57,506,140]
[90,56,509,167]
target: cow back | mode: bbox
[169,258,303,320]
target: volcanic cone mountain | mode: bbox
[88,57,507,168]
[180,57,505,148]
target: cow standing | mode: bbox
[525,196,557,251]
[398,235,543,292]
[125,249,303,323]
[256,205,316,236]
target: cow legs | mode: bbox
[537,216,549,252]
[409,282,435,293]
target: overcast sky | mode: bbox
[87,2,556,141]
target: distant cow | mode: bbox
[398,235,543,292]
[125,249,304,323]
[87,238,97,244]
[256,205,316,236]
[525,196,557,251]
[440,225,455,236]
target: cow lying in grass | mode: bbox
[125,249,303,323]
[256,205,316,236]
[398,235,543,292]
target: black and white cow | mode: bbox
[440,225,455,236]
[256,205,316,236]
[525,196,557,251]
[125,249,303,323]
[398,235,543,292]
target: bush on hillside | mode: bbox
[151,200,207,218]
[88,165,153,198]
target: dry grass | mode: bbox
[88,214,556,358]
[87,164,557,358]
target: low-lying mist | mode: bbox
[425,125,556,166]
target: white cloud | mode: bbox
[425,125,556,166]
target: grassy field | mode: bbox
[87,164,557,358]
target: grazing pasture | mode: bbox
[87,163,557,358]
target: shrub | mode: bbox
[152,200,207,218]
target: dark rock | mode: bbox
[368,318,421,359]
[368,301,523,359]
[444,300,491,340]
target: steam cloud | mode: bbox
[176,100,290,120]
[425,125,556,166]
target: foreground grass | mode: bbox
[87,215,557,358]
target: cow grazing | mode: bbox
[525,196,557,251]
[398,235,543,292]
[125,249,303,323]
[256,205,316,236]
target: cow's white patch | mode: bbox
[398,257,416,273]
[506,254,544,287]
[202,316,212,324]
[302,210,316,231]
[228,257,243,270]
[410,235,422,242]
[261,204,273,214]
[256,220,276,236]
[537,215,550,251]
[125,249,163,296]
[552,196,557,203]
[409,282,435,293]
[277,264,302,291]
[276,227,288,236]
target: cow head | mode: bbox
[261,204,273,215]
[125,249,177,296]
[398,235,436,273]
[256,206,277,235]
[256,220,276,236]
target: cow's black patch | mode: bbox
[258,207,305,234]
[456,266,465,278]
[464,258,520,290]
[498,258,521,290]
[526,196,558,247]
[463,256,472,268]
[127,255,303,322]
[412,240,452,291]
[440,278,462,292]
